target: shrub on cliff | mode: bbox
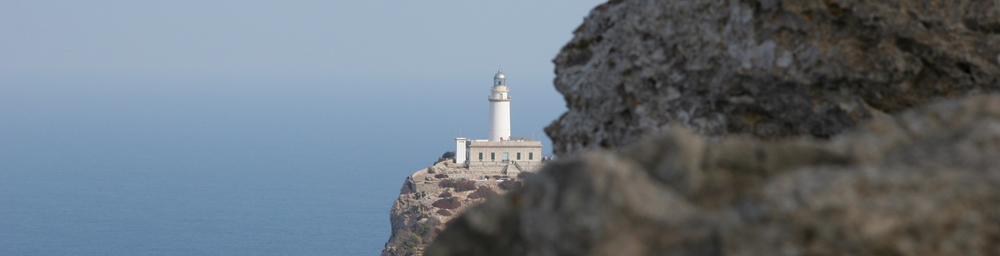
[437,151,455,163]
[454,180,476,192]
[468,186,498,199]
[417,224,433,237]
[434,173,449,179]
[436,209,452,216]
[439,191,452,198]
[438,179,456,188]
[498,180,522,190]
[401,231,422,253]
[441,151,455,159]
[432,197,462,210]
[439,178,475,190]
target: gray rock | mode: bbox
[426,94,1000,256]
[546,0,1000,156]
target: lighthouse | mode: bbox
[488,69,511,142]
[454,69,541,168]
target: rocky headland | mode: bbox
[421,0,1000,255]
[381,159,527,256]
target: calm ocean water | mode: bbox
[0,76,538,255]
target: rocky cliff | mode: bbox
[429,93,1000,256]
[381,160,524,256]
[546,0,1000,155]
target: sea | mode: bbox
[0,76,560,255]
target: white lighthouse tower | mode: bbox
[488,69,511,142]
[453,69,541,167]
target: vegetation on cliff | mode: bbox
[380,160,521,256]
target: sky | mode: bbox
[1,1,607,152]
[2,1,603,81]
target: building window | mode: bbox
[491,153,495,160]
[529,152,533,160]
[479,152,483,160]
[503,152,509,161]
[517,153,521,160]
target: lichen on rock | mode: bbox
[547,0,1000,156]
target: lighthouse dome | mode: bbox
[494,70,506,80]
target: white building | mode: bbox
[454,70,543,173]
[488,70,511,142]
[454,137,467,164]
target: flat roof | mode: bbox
[468,140,542,147]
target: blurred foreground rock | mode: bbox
[427,94,1000,256]
[547,0,1000,155]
